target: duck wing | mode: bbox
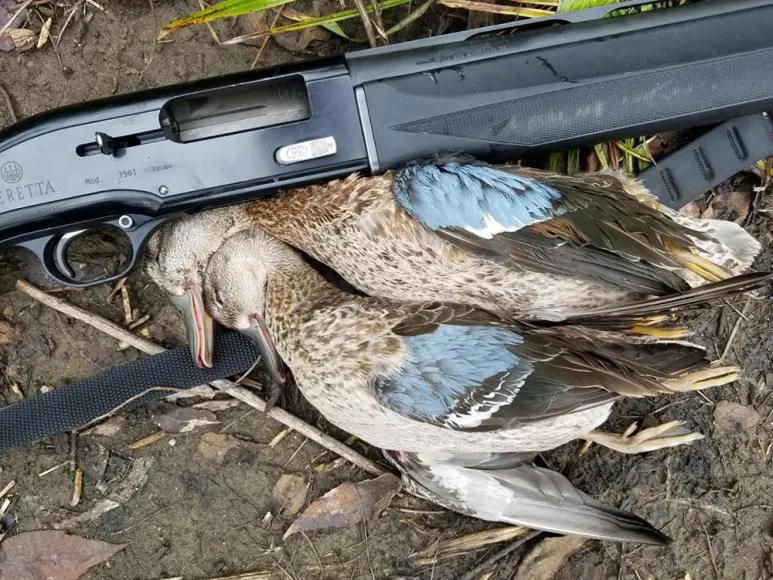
[375,304,709,431]
[391,160,717,294]
[385,450,670,546]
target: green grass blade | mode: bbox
[567,148,581,175]
[547,152,562,172]
[557,0,620,13]
[594,143,609,169]
[438,0,554,17]
[225,0,415,44]
[160,0,296,37]
[614,140,652,165]
[283,7,351,39]
[386,0,436,36]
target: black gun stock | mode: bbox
[2,0,773,287]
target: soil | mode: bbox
[1,2,773,579]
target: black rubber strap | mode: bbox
[639,112,773,209]
[0,331,259,453]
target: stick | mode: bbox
[0,0,35,38]
[719,299,751,363]
[16,279,385,477]
[352,0,377,48]
[458,531,542,580]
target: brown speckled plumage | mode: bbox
[202,228,745,454]
[239,172,638,319]
[145,164,761,329]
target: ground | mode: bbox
[1,1,773,579]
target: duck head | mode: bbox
[145,206,243,368]
[202,228,292,387]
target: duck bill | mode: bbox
[170,288,214,369]
[243,315,284,387]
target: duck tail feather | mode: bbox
[562,271,773,327]
[387,452,670,546]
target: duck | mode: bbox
[196,227,770,544]
[144,159,762,369]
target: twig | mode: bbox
[251,6,284,69]
[699,516,720,579]
[284,437,309,467]
[128,431,166,450]
[195,0,221,44]
[0,0,35,38]
[39,462,69,477]
[719,299,751,363]
[301,531,325,579]
[352,0,377,48]
[368,0,386,42]
[0,81,17,124]
[16,279,385,477]
[0,480,15,500]
[121,286,133,324]
[55,0,81,45]
[355,490,376,580]
[128,314,151,330]
[107,278,127,303]
[458,531,542,580]
[70,469,83,506]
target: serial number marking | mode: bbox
[145,164,174,173]
[118,169,137,179]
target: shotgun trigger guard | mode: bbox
[24,214,174,288]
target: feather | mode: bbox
[375,308,716,431]
[386,451,670,545]
[563,271,773,325]
[392,162,565,236]
[392,161,733,295]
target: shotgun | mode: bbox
[1,0,773,287]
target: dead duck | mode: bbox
[201,227,772,454]
[197,227,769,544]
[145,160,761,368]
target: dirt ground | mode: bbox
[2,1,773,579]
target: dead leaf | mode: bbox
[0,530,124,580]
[0,320,13,345]
[514,536,588,580]
[271,474,309,518]
[4,28,36,51]
[713,401,761,434]
[150,402,219,433]
[284,473,401,539]
[37,16,51,48]
[197,432,241,463]
[715,190,753,224]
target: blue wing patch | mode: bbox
[375,324,534,430]
[392,162,566,238]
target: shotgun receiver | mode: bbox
[2,0,773,287]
